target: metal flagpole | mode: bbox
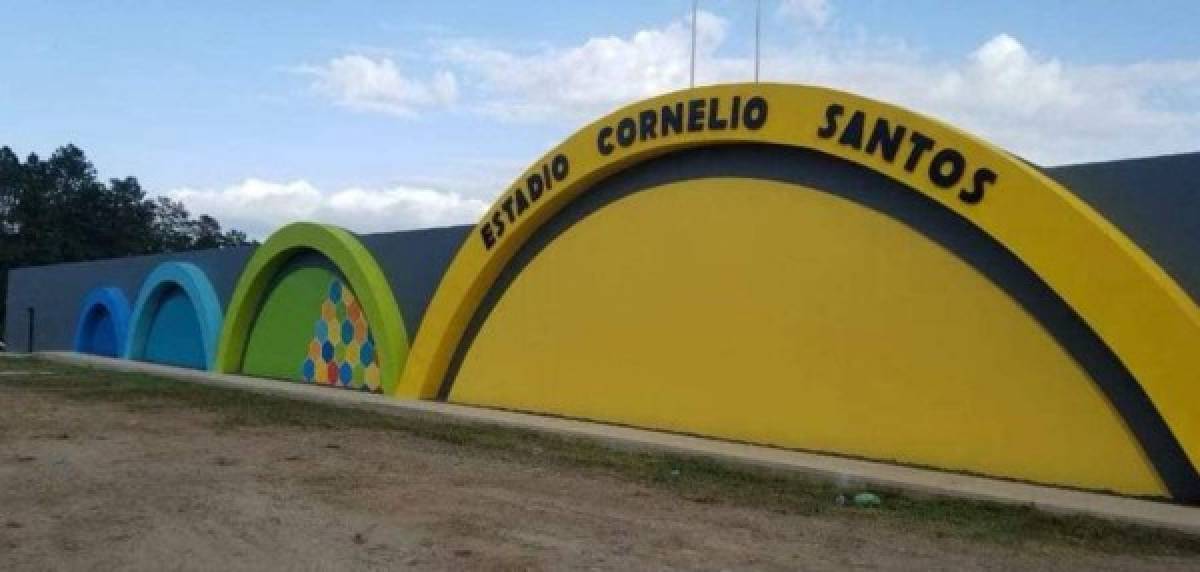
[690,0,698,88]
[754,0,761,82]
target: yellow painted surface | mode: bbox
[450,178,1166,496]
[401,85,1200,494]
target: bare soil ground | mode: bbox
[1,358,1199,571]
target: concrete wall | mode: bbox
[4,246,255,353]
[3,225,470,354]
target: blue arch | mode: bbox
[73,287,132,357]
[124,262,223,370]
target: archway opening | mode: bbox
[214,222,405,395]
[126,262,222,370]
[138,283,208,369]
[73,287,131,358]
[79,304,119,357]
[240,251,383,391]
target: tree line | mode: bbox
[0,144,253,338]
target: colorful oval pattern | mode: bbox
[301,279,382,392]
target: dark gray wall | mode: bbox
[4,245,257,353]
[1046,152,1200,305]
[359,225,471,335]
[3,225,471,353]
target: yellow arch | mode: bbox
[399,83,1200,476]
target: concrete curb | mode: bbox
[34,351,1200,535]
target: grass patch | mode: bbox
[4,356,1200,556]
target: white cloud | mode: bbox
[442,10,728,121]
[764,33,1200,164]
[163,5,1200,243]
[431,9,1200,164]
[166,178,487,239]
[779,0,832,28]
[289,5,1200,168]
[300,54,458,117]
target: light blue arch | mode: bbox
[124,262,223,370]
[73,287,132,357]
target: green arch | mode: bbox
[215,222,408,394]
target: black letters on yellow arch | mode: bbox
[398,83,1200,501]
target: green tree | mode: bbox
[150,196,196,252]
[0,144,253,339]
[0,147,24,331]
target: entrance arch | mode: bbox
[402,83,1200,501]
[125,262,223,369]
[73,287,131,357]
[214,222,407,394]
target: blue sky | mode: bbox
[2,1,1198,236]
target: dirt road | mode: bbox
[1,363,1197,571]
